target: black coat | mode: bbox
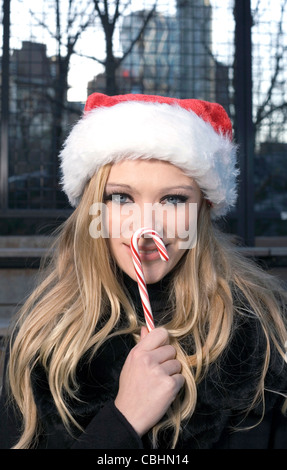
[1,276,287,449]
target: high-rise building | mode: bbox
[120,10,179,96]
[120,1,216,100]
[176,0,215,100]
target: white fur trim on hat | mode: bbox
[60,100,238,218]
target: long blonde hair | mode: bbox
[7,163,287,449]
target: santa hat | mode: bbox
[60,93,238,218]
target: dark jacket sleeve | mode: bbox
[71,401,143,449]
[0,386,21,449]
[0,348,23,449]
[0,340,143,450]
[0,379,143,449]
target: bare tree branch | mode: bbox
[68,15,94,53]
[112,0,121,28]
[91,0,158,94]
[73,51,105,66]
[28,0,96,154]
[93,0,104,20]
[255,100,287,123]
[118,0,133,18]
[29,2,94,57]
[29,9,57,40]
[104,0,109,17]
[67,0,80,35]
[56,0,61,55]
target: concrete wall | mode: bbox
[0,236,52,384]
[0,236,52,336]
[0,268,39,336]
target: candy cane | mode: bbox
[130,227,169,332]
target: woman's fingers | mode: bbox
[138,326,170,351]
[114,327,185,437]
[159,358,182,376]
[140,326,149,340]
[140,343,177,366]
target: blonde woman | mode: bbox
[0,93,286,449]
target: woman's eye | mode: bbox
[161,195,188,205]
[105,193,132,204]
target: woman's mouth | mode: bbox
[138,246,161,261]
[124,243,169,262]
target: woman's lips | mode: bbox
[124,243,169,262]
[138,246,161,261]
[138,245,159,252]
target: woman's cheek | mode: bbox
[174,203,198,250]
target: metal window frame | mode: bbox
[0,0,285,247]
[0,0,10,210]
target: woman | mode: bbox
[0,93,286,449]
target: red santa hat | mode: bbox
[60,93,238,218]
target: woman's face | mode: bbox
[103,159,202,284]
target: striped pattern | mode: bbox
[130,228,169,332]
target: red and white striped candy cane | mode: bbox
[130,227,169,332]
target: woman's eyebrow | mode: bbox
[160,185,195,192]
[105,184,194,192]
[105,183,134,190]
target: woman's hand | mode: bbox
[114,327,185,437]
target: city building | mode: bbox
[120,9,179,96]
[176,0,215,100]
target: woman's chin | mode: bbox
[142,267,168,285]
[125,266,166,285]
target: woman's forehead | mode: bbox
[106,159,195,184]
